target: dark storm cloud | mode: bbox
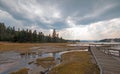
[0,0,29,22]
[0,0,120,27]
[57,0,120,25]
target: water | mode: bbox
[0,48,88,74]
[0,51,42,74]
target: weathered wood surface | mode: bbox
[91,46,120,74]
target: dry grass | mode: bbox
[49,51,100,74]
[36,57,55,68]
[10,68,28,74]
[0,42,40,52]
[0,42,68,52]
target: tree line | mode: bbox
[0,23,66,43]
[99,38,120,42]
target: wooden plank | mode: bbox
[91,46,120,74]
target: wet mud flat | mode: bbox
[0,43,88,74]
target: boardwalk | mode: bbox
[91,46,120,74]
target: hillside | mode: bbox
[99,38,120,42]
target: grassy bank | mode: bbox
[49,51,100,74]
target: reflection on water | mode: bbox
[0,48,88,74]
[0,51,40,74]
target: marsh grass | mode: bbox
[10,68,28,74]
[36,57,55,68]
[49,51,100,74]
[0,42,68,52]
[0,42,40,52]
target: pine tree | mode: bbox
[0,23,66,43]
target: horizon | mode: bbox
[0,0,120,40]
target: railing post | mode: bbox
[88,44,91,52]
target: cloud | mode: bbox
[0,0,63,27]
[0,9,24,28]
[0,0,120,40]
[59,18,120,40]
[83,3,116,19]
[64,2,118,25]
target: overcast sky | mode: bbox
[0,0,120,40]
